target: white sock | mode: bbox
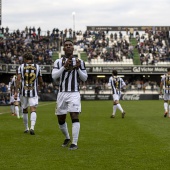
[11,105,15,114]
[72,122,80,145]
[30,112,37,130]
[117,103,124,113]
[20,106,23,117]
[113,105,117,115]
[15,106,20,118]
[23,113,29,130]
[59,122,70,139]
[164,103,168,112]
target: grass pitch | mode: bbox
[1,100,170,170]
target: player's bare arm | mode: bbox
[160,82,163,94]
[14,74,21,99]
[38,76,43,91]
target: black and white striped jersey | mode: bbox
[108,76,126,95]
[11,75,17,87]
[161,74,170,94]
[18,63,42,97]
[8,75,17,96]
[52,56,88,92]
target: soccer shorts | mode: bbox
[164,93,170,101]
[55,92,81,115]
[10,96,14,104]
[20,96,38,109]
[112,94,121,101]
[10,94,20,103]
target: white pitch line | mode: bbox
[0,111,10,115]
[0,102,56,115]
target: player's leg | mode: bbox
[69,112,79,150]
[19,96,23,118]
[10,95,15,116]
[163,94,168,117]
[29,96,38,135]
[56,92,70,147]
[14,101,20,119]
[116,94,125,118]
[168,94,170,117]
[68,92,81,150]
[117,102,126,118]
[111,102,117,118]
[21,96,29,133]
[23,108,29,133]
[57,114,71,147]
[19,103,23,118]
[10,103,15,116]
[111,94,117,118]
[164,101,168,117]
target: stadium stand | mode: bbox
[1,26,170,100]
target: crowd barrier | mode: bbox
[0,93,163,106]
[38,93,163,101]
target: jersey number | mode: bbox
[24,72,36,85]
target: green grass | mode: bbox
[130,38,141,65]
[1,100,170,170]
[80,52,87,61]
[52,52,59,60]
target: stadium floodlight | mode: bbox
[72,12,76,31]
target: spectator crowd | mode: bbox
[0,26,170,66]
[0,26,169,104]
[135,29,170,65]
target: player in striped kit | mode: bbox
[11,70,23,119]
[108,69,126,118]
[14,53,43,135]
[8,76,16,116]
[160,68,170,117]
[52,39,88,150]
[8,74,21,118]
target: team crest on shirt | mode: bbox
[113,76,119,88]
[165,74,170,85]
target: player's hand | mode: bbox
[74,59,81,70]
[64,55,73,69]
